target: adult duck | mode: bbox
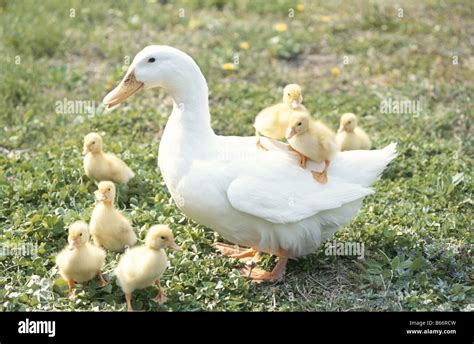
[103,46,397,282]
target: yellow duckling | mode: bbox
[115,225,180,312]
[56,221,107,298]
[286,111,338,184]
[336,113,372,151]
[90,181,137,252]
[254,84,309,151]
[83,132,135,184]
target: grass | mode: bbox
[0,0,472,311]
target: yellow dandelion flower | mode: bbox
[222,63,236,71]
[296,4,305,12]
[240,41,250,50]
[188,19,201,30]
[321,15,330,23]
[274,22,288,32]
[147,0,157,3]
[331,67,341,77]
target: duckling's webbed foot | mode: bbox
[153,280,167,305]
[255,131,269,151]
[256,139,268,151]
[300,155,307,169]
[311,160,330,184]
[98,271,107,287]
[311,170,328,184]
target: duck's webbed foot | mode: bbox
[212,243,261,263]
[240,252,288,283]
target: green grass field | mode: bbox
[0,0,472,311]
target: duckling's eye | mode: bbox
[148,57,156,63]
[160,236,166,240]
[92,141,95,144]
[108,188,111,191]
[288,93,291,96]
[348,121,351,124]
[298,122,302,126]
[79,233,83,236]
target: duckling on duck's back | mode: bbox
[254,84,309,151]
[336,113,372,151]
[286,111,338,183]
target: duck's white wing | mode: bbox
[219,137,396,225]
[267,139,398,187]
[227,173,373,225]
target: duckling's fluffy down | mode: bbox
[115,246,167,294]
[56,243,106,283]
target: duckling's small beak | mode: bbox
[338,126,345,133]
[103,68,144,108]
[95,191,107,201]
[291,100,300,109]
[82,145,89,155]
[286,128,297,140]
[68,238,80,250]
[168,241,181,251]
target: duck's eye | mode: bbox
[79,233,83,236]
[160,236,166,240]
[148,57,156,63]
[108,188,111,191]
[298,122,302,126]
[288,93,291,96]
[92,141,95,144]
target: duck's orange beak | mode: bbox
[103,69,144,108]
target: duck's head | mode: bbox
[283,84,303,110]
[145,224,181,251]
[67,221,89,250]
[339,113,357,133]
[103,45,205,108]
[286,111,310,139]
[95,181,116,203]
[83,132,103,155]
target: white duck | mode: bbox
[103,46,397,282]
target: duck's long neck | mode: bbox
[167,64,214,134]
